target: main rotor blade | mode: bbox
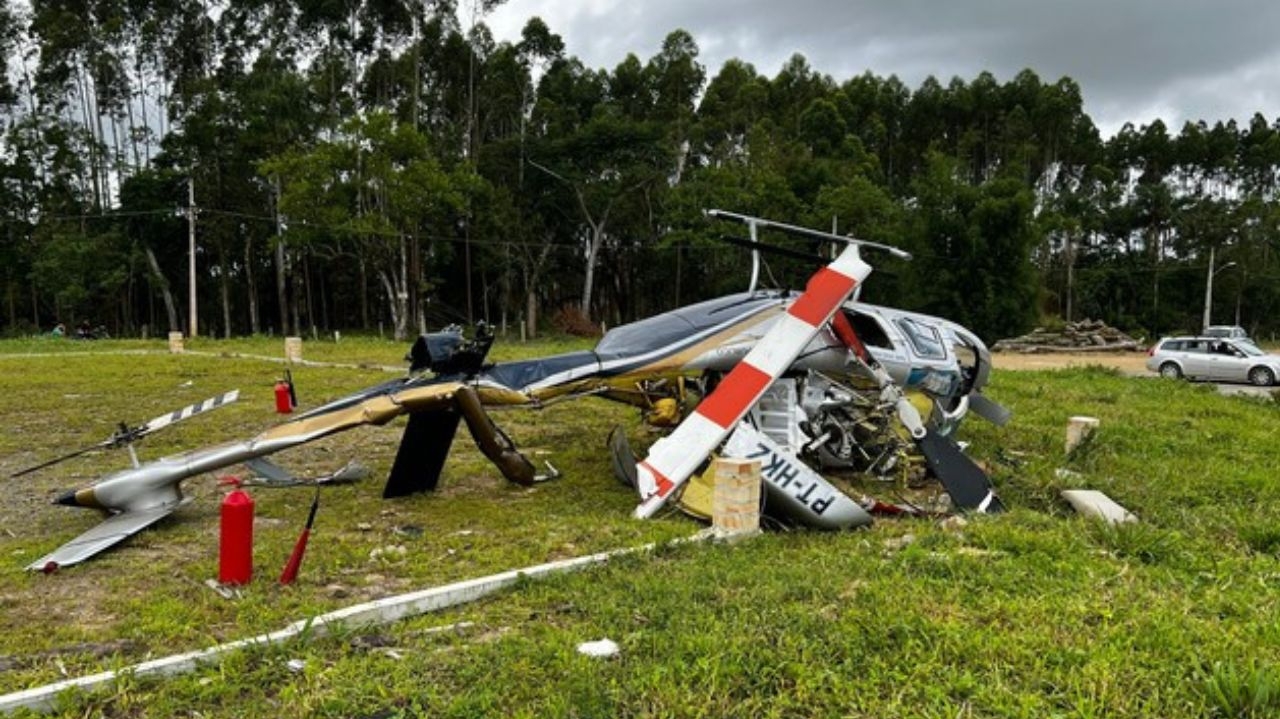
[10,442,109,478]
[707,209,912,260]
[138,389,240,438]
[10,390,239,478]
[717,235,827,264]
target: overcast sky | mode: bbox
[480,0,1280,137]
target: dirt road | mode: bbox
[992,350,1149,374]
[993,349,1277,399]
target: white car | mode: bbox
[1146,336,1280,386]
[1203,325,1257,347]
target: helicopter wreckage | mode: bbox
[16,210,1010,570]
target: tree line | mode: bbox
[2,0,1278,344]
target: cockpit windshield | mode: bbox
[896,317,946,359]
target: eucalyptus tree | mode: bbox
[695,58,767,167]
[263,112,470,340]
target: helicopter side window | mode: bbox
[846,311,896,350]
[896,317,946,359]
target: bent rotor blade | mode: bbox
[633,244,872,519]
[916,432,1003,513]
[137,389,240,438]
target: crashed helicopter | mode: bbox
[18,210,1009,571]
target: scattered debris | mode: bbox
[285,659,307,673]
[244,459,369,488]
[576,638,620,658]
[993,320,1142,353]
[883,533,916,552]
[1062,489,1137,525]
[203,579,241,601]
[0,640,138,673]
[369,545,408,563]
[349,634,396,651]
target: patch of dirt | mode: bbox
[992,351,1149,374]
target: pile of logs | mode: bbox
[993,320,1143,353]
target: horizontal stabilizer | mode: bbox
[27,500,188,571]
[245,458,370,487]
[245,457,294,484]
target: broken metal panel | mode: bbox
[746,379,804,454]
[1061,489,1136,525]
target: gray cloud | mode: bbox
[482,0,1280,135]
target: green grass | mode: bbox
[1,341,1278,717]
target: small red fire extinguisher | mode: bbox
[218,477,254,585]
[274,369,298,414]
[274,380,293,414]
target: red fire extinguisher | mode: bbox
[274,369,298,414]
[218,477,254,585]
[274,379,293,414]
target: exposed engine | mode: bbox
[745,371,920,480]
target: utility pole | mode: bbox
[1202,245,1237,333]
[188,177,198,338]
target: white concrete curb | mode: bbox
[0,534,708,714]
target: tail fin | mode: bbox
[383,410,461,498]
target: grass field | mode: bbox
[1,335,1279,717]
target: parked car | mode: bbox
[1203,325,1256,347]
[1147,336,1280,386]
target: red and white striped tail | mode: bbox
[633,248,872,519]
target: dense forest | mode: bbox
[2,0,1278,344]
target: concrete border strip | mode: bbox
[0,533,709,715]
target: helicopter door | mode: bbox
[845,309,911,380]
[845,309,899,352]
